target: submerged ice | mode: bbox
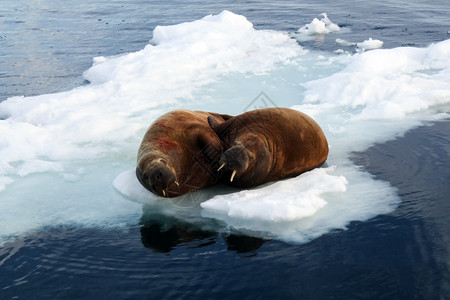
[1,11,450,244]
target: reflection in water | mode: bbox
[140,219,217,253]
[224,234,266,253]
[139,213,266,254]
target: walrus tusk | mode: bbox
[217,162,226,171]
[230,170,237,182]
[163,190,166,197]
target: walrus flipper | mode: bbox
[208,112,234,122]
[207,116,234,137]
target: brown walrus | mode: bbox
[136,109,231,198]
[208,107,329,188]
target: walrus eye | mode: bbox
[248,152,255,162]
[160,159,167,165]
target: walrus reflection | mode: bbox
[224,234,266,253]
[140,222,216,253]
[140,216,266,253]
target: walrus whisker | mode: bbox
[217,162,226,171]
[174,181,180,187]
[162,190,166,197]
[230,170,237,182]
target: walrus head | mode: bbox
[208,116,263,184]
[217,141,256,183]
[136,158,179,198]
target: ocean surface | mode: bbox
[1,1,450,299]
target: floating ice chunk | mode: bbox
[337,37,383,53]
[336,38,356,47]
[295,13,340,41]
[300,18,329,35]
[151,10,253,45]
[201,167,347,222]
[304,39,450,121]
[92,56,108,65]
[321,13,341,32]
[1,10,450,245]
[356,38,384,51]
[84,10,299,86]
[299,13,340,35]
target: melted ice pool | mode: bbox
[1,11,449,244]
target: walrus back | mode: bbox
[280,108,329,171]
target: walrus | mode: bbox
[208,107,329,188]
[136,109,231,198]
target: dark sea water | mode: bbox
[1,1,450,299]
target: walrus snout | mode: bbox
[136,163,178,197]
[217,146,255,182]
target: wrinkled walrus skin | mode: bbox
[136,109,231,198]
[208,107,329,188]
